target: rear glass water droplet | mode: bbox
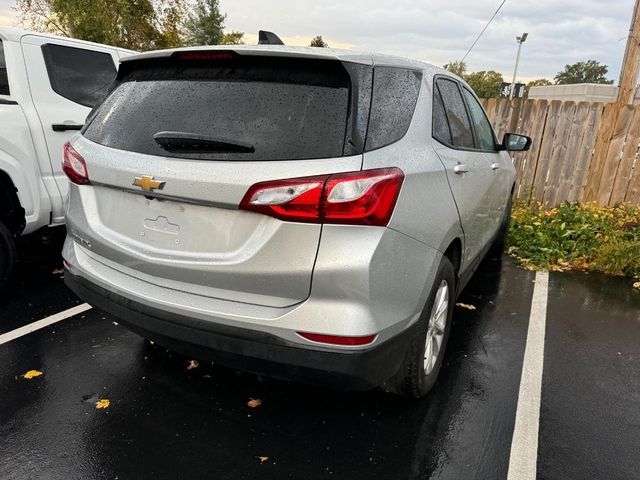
[84,57,352,161]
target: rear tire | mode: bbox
[0,220,16,291]
[388,256,455,398]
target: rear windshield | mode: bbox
[83,56,354,161]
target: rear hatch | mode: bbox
[73,51,372,308]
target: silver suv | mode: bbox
[62,46,531,398]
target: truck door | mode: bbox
[20,35,119,222]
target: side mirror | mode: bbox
[502,133,532,152]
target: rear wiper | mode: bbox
[153,131,255,154]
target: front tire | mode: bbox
[0,220,16,291]
[388,256,455,398]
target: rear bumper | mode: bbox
[65,270,415,390]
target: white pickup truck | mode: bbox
[0,28,132,288]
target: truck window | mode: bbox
[41,44,116,108]
[0,40,9,95]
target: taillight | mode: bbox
[240,177,326,223]
[239,167,404,226]
[297,332,377,346]
[62,143,90,185]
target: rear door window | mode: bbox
[365,67,422,151]
[432,84,452,145]
[41,44,116,107]
[0,40,9,95]
[84,56,353,161]
[462,87,497,151]
[435,78,475,149]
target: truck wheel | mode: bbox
[388,256,455,398]
[0,220,16,291]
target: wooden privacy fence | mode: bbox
[480,98,640,207]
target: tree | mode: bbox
[554,60,614,85]
[183,0,222,45]
[527,78,553,88]
[442,61,503,98]
[155,0,188,48]
[182,0,244,46]
[220,31,244,45]
[464,70,504,99]
[524,78,553,97]
[309,35,329,48]
[444,60,466,78]
[16,0,186,50]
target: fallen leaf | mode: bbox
[187,360,199,370]
[52,267,64,275]
[247,398,262,408]
[95,399,110,409]
[257,456,269,463]
[455,303,476,311]
[633,282,640,289]
[22,370,43,379]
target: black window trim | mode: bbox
[431,74,500,153]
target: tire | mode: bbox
[388,256,455,398]
[490,194,513,255]
[0,220,16,291]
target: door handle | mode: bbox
[52,122,84,132]
[454,164,469,174]
[491,162,500,170]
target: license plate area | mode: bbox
[94,189,254,256]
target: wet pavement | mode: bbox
[0,230,80,335]
[0,235,639,480]
[538,271,640,480]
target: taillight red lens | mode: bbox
[239,167,404,226]
[323,168,404,225]
[297,332,377,346]
[62,142,90,185]
[240,176,328,223]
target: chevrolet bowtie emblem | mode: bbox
[133,175,166,192]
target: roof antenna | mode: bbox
[258,30,284,45]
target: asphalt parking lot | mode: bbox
[1,234,639,480]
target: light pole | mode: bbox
[509,32,528,99]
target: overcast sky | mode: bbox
[1,0,636,83]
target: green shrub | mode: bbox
[593,240,640,277]
[508,201,640,278]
